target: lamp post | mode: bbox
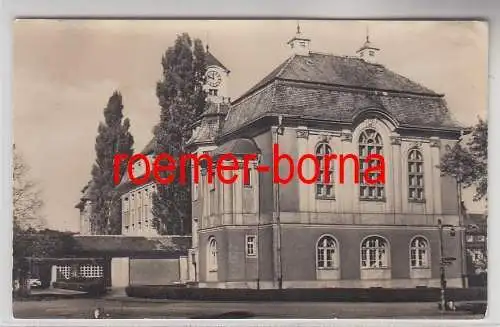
[438,218,456,312]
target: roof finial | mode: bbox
[296,20,301,35]
[366,26,370,43]
[205,31,210,52]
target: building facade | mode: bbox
[75,181,97,235]
[188,28,468,289]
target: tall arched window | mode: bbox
[408,149,425,201]
[358,129,384,200]
[316,235,338,269]
[410,236,430,268]
[315,142,334,198]
[361,236,389,268]
[208,237,218,272]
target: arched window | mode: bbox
[316,235,338,269]
[410,236,430,268]
[208,237,218,272]
[361,236,389,268]
[315,142,334,198]
[408,149,425,201]
[358,129,384,200]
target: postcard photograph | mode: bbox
[12,19,488,319]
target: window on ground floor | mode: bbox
[361,235,389,269]
[410,236,430,269]
[246,235,257,257]
[208,237,218,272]
[316,235,339,269]
[79,264,104,278]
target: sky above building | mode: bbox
[12,20,488,231]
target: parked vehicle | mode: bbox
[28,278,42,288]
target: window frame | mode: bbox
[245,235,257,257]
[358,129,385,201]
[315,142,335,199]
[360,235,390,269]
[409,236,431,269]
[408,148,425,202]
[316,235,339,270]
[208,237,218,272]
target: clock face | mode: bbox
[206,70,222,87]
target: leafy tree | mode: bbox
[12,146,45,230]
[13,228,79,296]
[152,34,206,235]
[89,91,134,234]
[439,118,488,202]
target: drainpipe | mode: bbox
[257,154,262,290]
[274,115,284,290]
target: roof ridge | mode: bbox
[276,54,296,78]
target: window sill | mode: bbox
[410,266,430,270]
[246,254,257,258]
[361,267,390,270]
[317,267,339,271]
[316,196,336,200]
[359,198,386,202]
[209,269,218,273]
[409,199,426,203]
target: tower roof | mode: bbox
[206,49,230,73]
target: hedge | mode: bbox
[125,285,486,303]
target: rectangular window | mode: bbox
[246,235,257,257]
[208,89,218,96]
[466,235,474,242]
[408,149,425,201]
[79,264,103,278]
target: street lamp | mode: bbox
[438,218,456,312]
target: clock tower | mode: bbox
[204,46,230,104]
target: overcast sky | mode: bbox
[13,20,488,232]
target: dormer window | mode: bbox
[208,89,218,96]
[369,50,375,56]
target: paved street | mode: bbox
[13,297,484,319]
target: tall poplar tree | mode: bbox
[152,33,206,235]
[90,91,134,234]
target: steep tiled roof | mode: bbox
[222,52,462,135]
[237,52,438,101]
[206,50,230,73]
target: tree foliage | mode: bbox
[13,146,45,230]
[89,91,134,234]
[152,33,206,235]
[439,118,488,202]
[12,227,79,295]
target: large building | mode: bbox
[77,27,469,290]
[187,28,468,289]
